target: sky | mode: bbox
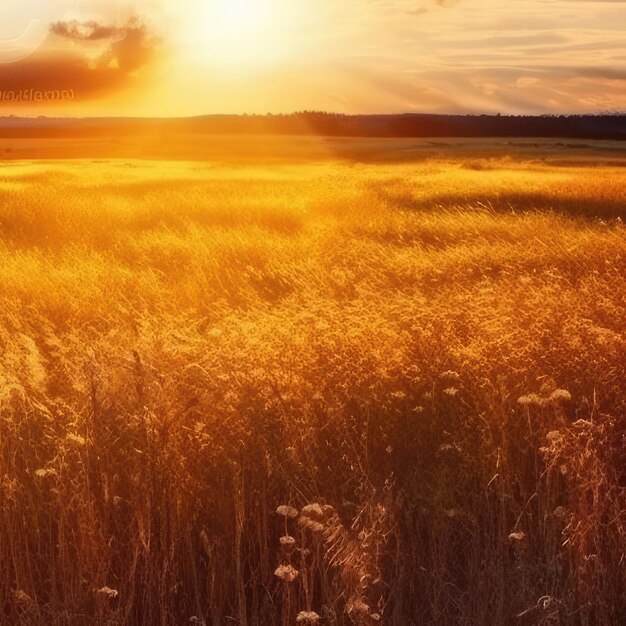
[0,0,624,116]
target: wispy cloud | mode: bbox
[321,0,626,113]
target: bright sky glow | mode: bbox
[0,0,624,116]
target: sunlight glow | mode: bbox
[212,0,264,36]
[184,0,291,69]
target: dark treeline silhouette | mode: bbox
[0,112,624,139]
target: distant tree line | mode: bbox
[0,112,624,140]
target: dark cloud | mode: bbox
[50,20,125,42]
[97,20,157,73]
[0,19,159,102]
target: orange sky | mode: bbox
[0,0,625,116]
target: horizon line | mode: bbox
[0,111,625,122]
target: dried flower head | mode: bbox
[549,389,571,403]
[66,433,86,446]
[276,505,299,519]
[274,564,299,583]
[301,503,324,520]
[96,586,119,600]
[296,611,321,624]
[545,431,563,442]
[280,535,296,553]
[298,517,324,533]
[34,468,57,478]
[347,599,370,616]
[12,589,34,605]
[321,504,335,518]
[440,370,461,381]
[517,393,542,406]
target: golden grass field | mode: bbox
[1,141,625,625]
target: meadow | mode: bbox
[0,140,625,625]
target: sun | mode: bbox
[211,0,265,36]
[182,0,292,69]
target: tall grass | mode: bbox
[0,157,625,625]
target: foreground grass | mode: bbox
[1,154,625,625]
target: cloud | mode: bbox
[97,19,157,73]
[50,20,127,42]
[436,0,460,7]
[0,18,159,102]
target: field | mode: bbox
[1,139,625,625]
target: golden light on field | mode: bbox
[0,0,625,621]
[1,144,625,623]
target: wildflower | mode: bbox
[549,389,571,403]
[298,517,324,533]
[508,531,527,543]
[443,387,458,396]
[321,504,335,518]
[296,611,321,624]
[34,468,56,478]
[301,503,324,520]
[96,586,119,599]
[545,431,562,442]
[12,589,34,605]
[66,433,86,446]
[279,535,296,553]
[347,599,370,615]
[517,393,541,406]
[440,370,461,381]
[276,505,299,519]
[274,564,299,583]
